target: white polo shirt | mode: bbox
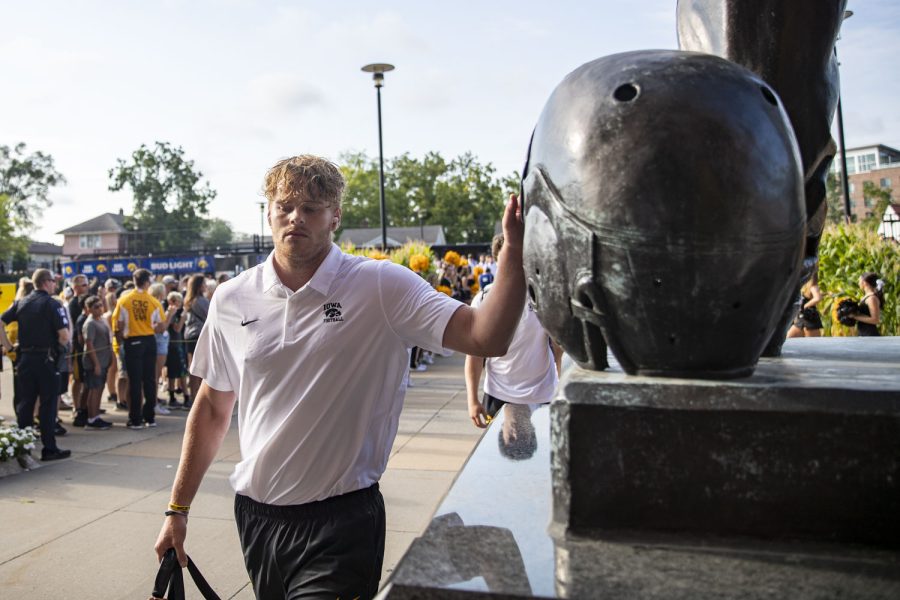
[471,288,557,405]
[191,244,463,505]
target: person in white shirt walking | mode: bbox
[154,154,527,599]
[466,234,562,432]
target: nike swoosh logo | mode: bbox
[241,318,259,327]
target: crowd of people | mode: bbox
[0,269,230,458]
[0,153,890,599]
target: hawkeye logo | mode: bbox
[323,302,344,323]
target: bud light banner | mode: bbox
[62,255,214,280]
[62,260,109,279]
[143,255,214,275]
[108,259,140,277]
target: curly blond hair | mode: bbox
[263,155,345,208]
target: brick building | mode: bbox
[832,144,899,221]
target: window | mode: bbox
[864,197,874,208]
[881,177,892,189]
[79,234,101,249]
[845,158,856,175]
[849,183,855,194]
[858,153,876,172]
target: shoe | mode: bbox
[168,399,183,409]
[126,420,144,430]
[145,420,157,428]
[108,394,118,404]
[116,402,128,411]
[181,401,193,411]
[85,418,113,430]
[73,410,88,427]
[415,364,428,371]
[99,408,106,414]
[59,393,74,408]
[54,424,68,436]
[155,404,171,415]
[41,448,72,461]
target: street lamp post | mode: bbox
[258,201,266,251]
[362,63,395,252]
[835,10,854,223]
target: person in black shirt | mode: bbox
[68,274,90,425]
[0,268,72,460]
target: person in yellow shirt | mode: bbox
[112,269,176,429]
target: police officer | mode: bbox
[0,268,72,461]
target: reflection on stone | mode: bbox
[398,512,533,595]
[498,403,539,462]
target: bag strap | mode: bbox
[186,556,221,599]
[152,548,221,600]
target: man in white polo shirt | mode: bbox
[466,234,562,438]
[154,155,526,599]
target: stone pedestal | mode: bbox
[379,338,900,598]
[553,337,900,546]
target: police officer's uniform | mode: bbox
[1,289,69,457]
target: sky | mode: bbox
[2,0,898,244]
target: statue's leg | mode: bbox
[677,0,847,355]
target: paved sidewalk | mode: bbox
[0,352,481,599]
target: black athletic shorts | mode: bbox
[234,483,385,600]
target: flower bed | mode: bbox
[0,425,36,462]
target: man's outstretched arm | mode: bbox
[443,194,525,357]
[154,382,236,567]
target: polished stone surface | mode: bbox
[380,338,900,598]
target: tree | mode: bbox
[0,193,29,261]
[204,217,234,248]
[862,181,892,227]
[0,142,66,232]
[109,142,216,254]
[825,170,845,224]
[339,151,516,243]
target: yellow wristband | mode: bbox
[168,502,191,513]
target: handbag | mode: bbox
[151,548,221,600]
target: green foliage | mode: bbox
[204,217,234,248]
[825,170,845,225]
[817,222,899,336]
[0,142,66,233]
[0,194,29,260]
[862,181,892,227]
[339,151,514,243]
[109,142,217,254]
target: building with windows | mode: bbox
[832,144,900,177]
[57,210,127,257]
[832,144,899,221]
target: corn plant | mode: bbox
[817,223,899,336]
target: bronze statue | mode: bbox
[677,0,849,355]
[522,50,805,378]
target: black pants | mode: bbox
[123,335,157,424]
[483,392,507,418]
[234,484,385,600]
[16,353,60,451]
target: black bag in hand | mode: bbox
[151,548,221,600]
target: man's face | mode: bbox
[89,302,104,319]
[74,278,89,296]
[268,191,341,262]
